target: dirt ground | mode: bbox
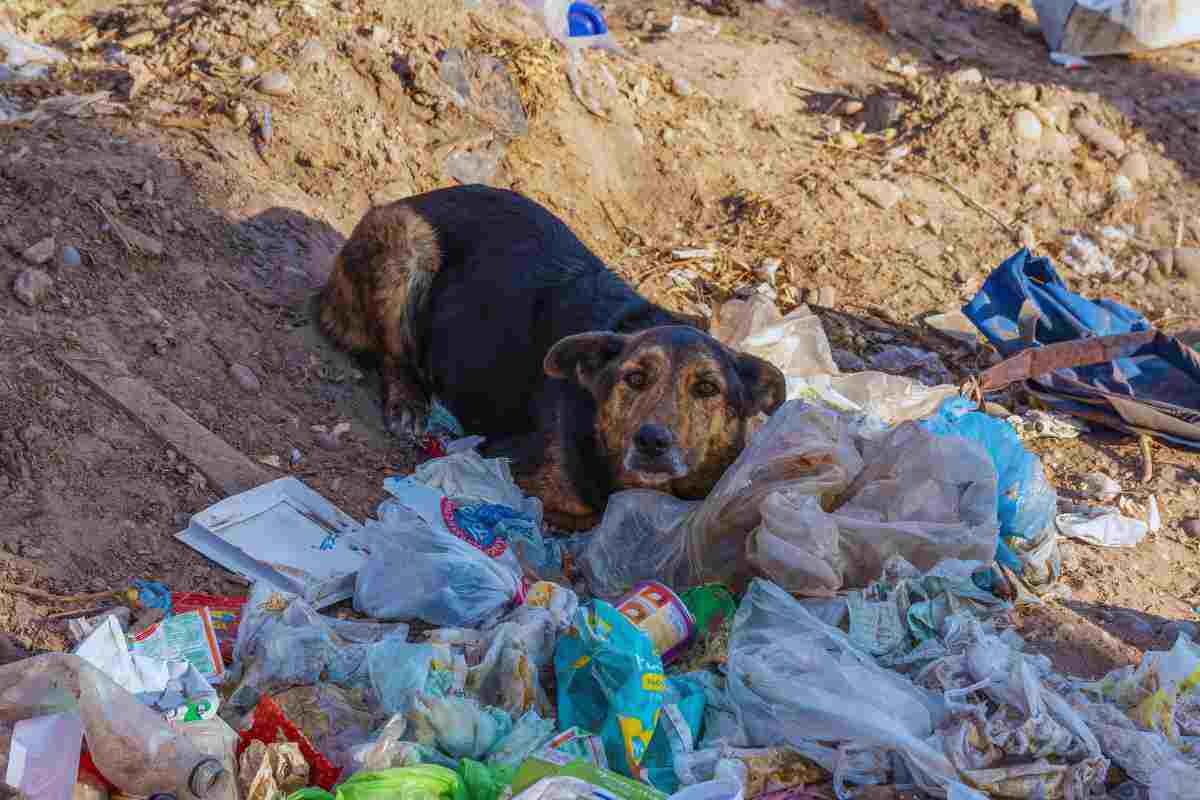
[2,0,1200,677]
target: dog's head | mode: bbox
[545,325,786,498]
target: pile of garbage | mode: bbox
[3,252,1200,800]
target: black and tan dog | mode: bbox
[319,184,785,529]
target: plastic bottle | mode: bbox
[0,654,229,799]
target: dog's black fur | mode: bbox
[319,185,785,528]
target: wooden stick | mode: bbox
[1,583,121,606]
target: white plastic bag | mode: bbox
[5,712,83,800]
[1033,0,1200,56]
[354,489,523,626]
[726,579,957,794]
[750,421,1000,596]
[713,297,958,430]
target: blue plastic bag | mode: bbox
[554,601,666,780]
[919,396,1057,570]
[643,675,706,794]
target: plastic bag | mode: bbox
[406,694,514,761]
[486,711,558,767]
[4,712,83,800]
[0,653,229,798]
[582,401,863,598]
[1032,0,1200,56]
[271,684,389,774]
[354,489,523,626]
[344,715,456,776]
[228,583,409,711]
[1079,634,1200,741]
[289,765,467,800]
[713,297,958,430]
[643,675,707,794]
[753,420,1000,595]
[556,600,666,780]
[726,579,957,794]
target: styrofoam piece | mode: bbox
[174,477,365,609]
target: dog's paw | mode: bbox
[383,398,428,443]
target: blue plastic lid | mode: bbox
[568,2,608,37]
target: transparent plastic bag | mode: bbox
[713,297,958,429]
[229,583,409,712]
[726,580,957,794]
[750,422,1000,596]
[0,654,228,798]
[920,397,1057,566]
[582,402,863,598]
[354,495,523,627]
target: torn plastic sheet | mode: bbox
[1032,0,1200,57]
[713,297,958,434]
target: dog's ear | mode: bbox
[545,332,630,389]
[735,352,787,416]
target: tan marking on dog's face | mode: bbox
[590,331,756,498]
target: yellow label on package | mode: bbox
[128,608,225,683]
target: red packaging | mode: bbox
[237,695,341,790]
[171,592,246,665]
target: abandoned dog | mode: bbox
[319,184,786,529]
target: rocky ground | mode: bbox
[1,0,1200,676]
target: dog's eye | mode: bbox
[625,370,648,389]
[693,380,720,398]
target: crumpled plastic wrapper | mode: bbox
[238,740,310,800]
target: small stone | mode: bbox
[756,257,781,284]
[852,179,904,210]
[100,189,118,209]
[143,178,155,197]
[58,245,81,268]
[670,75,693,97]
[817,286,836,307]
[1011,108,1042,142]
[1183,519,1200,539]
[237,55,257,74]
[842,100,865,115]
[1152,249,1174,272]
[298,39,327,66]
[22,236,55,265]
[1175,248,1200,285]
[1111,173,1136,202]
[950,67,983,85]
[256,70,291,96]
[1012,84,1038,105]
[229,362,261,393]
[1072,111,1126,158]
[1119,151,1150,183]
[191,39,212,56]
[1082,471,1121,502]
[370,25,390,46]
[229,101,250,127]
[317,431,341,450]
[12,268,52,307]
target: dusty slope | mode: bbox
[1,0,1199,674]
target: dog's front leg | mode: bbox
[380,358,430,442]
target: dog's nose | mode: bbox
[634,424,673,456]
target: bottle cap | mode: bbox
[189,758,227,798]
